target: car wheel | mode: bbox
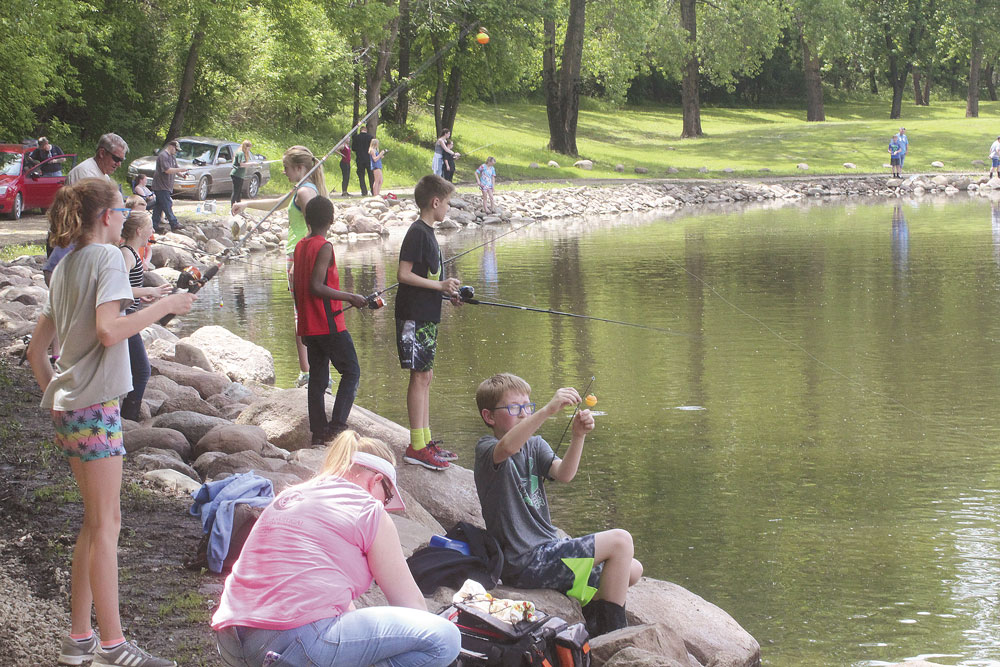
[248,174,261,199]
[10,193,23,220]
[197,176,210,201]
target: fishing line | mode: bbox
[660,254,967,434]
[553,375,595,457]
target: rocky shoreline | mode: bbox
[1,175,974,666]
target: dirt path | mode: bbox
[0,347,223,665]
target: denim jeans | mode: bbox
[215,607,461,667]
[152,189,177,230]
[304,330,360,437]
[120,333,150,421]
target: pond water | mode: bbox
[175,196,1000,666]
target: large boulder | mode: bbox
[626,578,760,667]
[603,646,686,667]
[194,423,271,459]
[236,387,311,450]
[143,469,202,495]
[590,624,691,667]
[197,449,274,479]
[123,427,192,460]
[574,160,594,170]
[149,357,231,399]
[150,411,230,447]
[156,394,223,419]
[0,285,48,306]
[144,374,201,403]
[180,326,275,385]
[173,342,214,373]
[390,514,436,558]
[397,463,484,529]
[131,447,200,481]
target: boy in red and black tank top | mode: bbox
[293,196,369,446]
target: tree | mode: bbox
[786,0,855,122]
[544,0,587,153]
[934,0,1000,117]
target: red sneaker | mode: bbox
[403,444,449,470]
[427,440,458,461]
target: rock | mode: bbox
[931,160,944,168]
[547,160,560,168]
[350,216,383,234]
[123,427,192,460]
[573,160,593,170]
[886,178,902,187]
[945,186,959,195]
[197,449,274,480]
[141,323,179,347]
[132,448,200,481]
[843,163,857,169]
[988,177,1000,189]
[397,463,483,529]
[931,175,949,186]
[194,423,271,459]
[144,374,201,403]
[481,216,503,225]
[180,326,275,385]
[602,646,685,667]
[173,342,214,373]
[614,164,624,172]
[806,187,824,197]
[220,404,248,420]
[390,514,436,558]
[149,357,231,399]
[150,411,230,448]
[667,167,679,174]
[255,469,309,494]
[590,624,690,667]
[221,382,255,403]
[437,219,460,230]
[528,162,540,169]
[972,159,986,167]
[796,163,809,170]
[143,469,202,495]
[156,394,222,419]
[236,388,312,451]
[331,221,349,235]
[759,167,770,173]
[0,285,48,306]
[627,578,760,667]
[634,167,649,174]
[698,167,708,173]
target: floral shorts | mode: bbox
[52,399,125,462]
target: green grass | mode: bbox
[158,591,212,624]
[111,99,1000,199]
[0,244,45,261]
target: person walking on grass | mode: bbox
[232,146,326,387]
[151,140,188,234]
[396,175,463,470]
[368,138,386,197]
[476,156,497,213]
[27,178,195,667]
[889,134,903,178]
[989,136,1000,179]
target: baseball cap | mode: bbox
[353,451,406,511]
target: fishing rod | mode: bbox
[553,376,595,457]
[158,20,482,326]
[454,285,692,336]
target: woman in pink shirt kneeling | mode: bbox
[211,431,461,666]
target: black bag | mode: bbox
[407,522,504,594]
[439,602,591,667]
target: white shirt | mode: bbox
[990,141,1000,159]
[66,157,110,185]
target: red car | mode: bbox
[0,143,78,219]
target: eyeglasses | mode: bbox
[107,207,129,217]
[493,402,536,416]
[379,477,394,507]
[102,148,126,164]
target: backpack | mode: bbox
[439,602,591,667]
[407,522,505,594]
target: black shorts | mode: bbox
[890,156,901,166]
[507,535,603,605]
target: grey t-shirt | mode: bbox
[41,244,134,411]
[474,434,560,576]
[152,150,178,191]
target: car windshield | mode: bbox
[0,152,22,177]
[176,142,215,163]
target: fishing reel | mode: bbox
[176,265,208,291]
[459,285,476,302]
[366,293,385,309]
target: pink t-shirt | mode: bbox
[211,476,384,631]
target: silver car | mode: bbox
[127,137,271,201]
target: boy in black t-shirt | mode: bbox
[396,175,463,470]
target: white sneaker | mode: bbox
[92,641,176,666]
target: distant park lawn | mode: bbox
[252,99,1000,195]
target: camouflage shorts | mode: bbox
[396,319,438,372]
[508,535,603,606]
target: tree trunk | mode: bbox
[679,0,702,137]
[869,72,878,94]
[798,25,825,122]
[362,17,400,135]
[166,29,205,141]
[353,70,360,128]
[441,63,462,133]
[923,69,931,104]
[967,41,983,117]
[883,23,910,120]
[392,0,411,126]
[913,69,924,105]
[545,0,586,154]
[986,64,997,101]
[542,2,561,149]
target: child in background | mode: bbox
[475,157,497,213]
[119,211,172,421]
[473,373,643,637]
[395,175,462,470]
[27,178,195,667]
[294,196,368,446]
[233,146,326,387]
[368,139,386,196]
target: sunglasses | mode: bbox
[102,148,126,164]
[379,477,394,507]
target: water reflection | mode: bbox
[172,199,1000,666]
